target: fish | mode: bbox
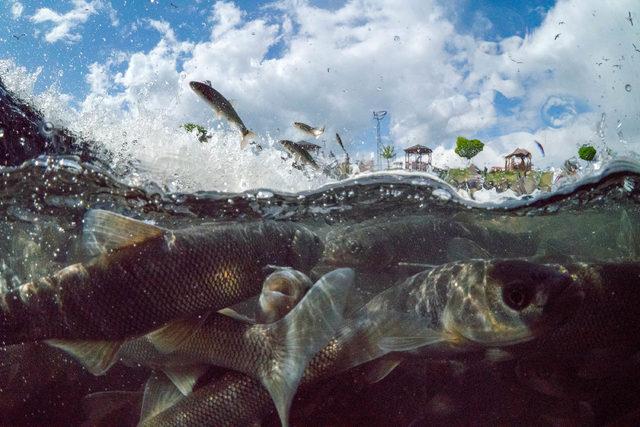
[534,140,545,157]
[129,268,355,427]
[256,268,312,323]
[279,139,320,170]
[0,210,322,370]
[136,259,581,426]
[628,11,634,26]
[322,215,537,270]
[508,261,640,357]
[189,81,256,149]
[331,259,582,373]
[293,122,324,138]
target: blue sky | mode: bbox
[2,1,554,101]
[1,0,638,182]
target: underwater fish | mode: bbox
[256,268,312,323]
[279,139,320,170]
[137,259,580,426]
[0,210,322,369]
[293,122,324,138]
[331,259,582,372]
[508,261,640,357]
[322,215,534,270]
[189,81,256,149]
[129,268,354,427]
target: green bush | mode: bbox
[181,123,209,143]
[455,136,484,160]
[578,145,596,161]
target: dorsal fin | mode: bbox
[82,209,165,256]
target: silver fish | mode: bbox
[117,268,355,426]
[189,81,256,148]
[293,122,324,138]
[279,139,320,170]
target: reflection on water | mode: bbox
[1,156,640,425]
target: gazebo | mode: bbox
[504,148,532,173]
[403,144,432,171]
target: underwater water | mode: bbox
[1,152,640,425]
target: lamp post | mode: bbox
[373,110,387,170]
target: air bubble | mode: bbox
[18,137,26,146]
[625,84,632,92]
[42,122,54,135]
[0,128,4,138]
[393,35,400,42]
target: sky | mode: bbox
[1,0,639,187]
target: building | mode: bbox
[403,144,432,171]
[504,148,532,173]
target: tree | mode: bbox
[455,136,484,162]
[381,144,396,169]
[578,144,596,161]
[181,123,209,143]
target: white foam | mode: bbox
[0,59,333,193]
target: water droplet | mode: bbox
[623,177,635,192]
[57,70,63,77]
[42,122,54,135]
[625,84,632,92]
[19,137,26,146]
[0,128,4,138]
[393,35,400,42]
[376,86,382,91]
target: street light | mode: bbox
[373,110,387,170]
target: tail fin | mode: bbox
[260,268,354,427]
[241,130,257,149]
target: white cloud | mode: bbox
[30,0,117,43]
[11,2,24,19]
[7,0,638,192]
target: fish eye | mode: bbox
[348,241,363,254]
[502,280,533,311]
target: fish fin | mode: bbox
[83,209,164,256]
[218,307,256,324]
[82,391,141,426]
[484,348,514,363]
[147,313,210,354]
[140,370,185,424]
[46,339,122,375]
[241,130,257,149]
[260,268,354,427]
[162,365,207,396]
[378,332,444,352]
[363,355,405,384]
[446,237,490,261]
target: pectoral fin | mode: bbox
[378,332,444,352]
[46,339,122,375]
[139,370,185,424]
[363,355,405,384]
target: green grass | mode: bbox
[443,168,554,190]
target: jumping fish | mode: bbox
[189,81,256,149]
[279,140,320,170]
[293,122,324,138]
